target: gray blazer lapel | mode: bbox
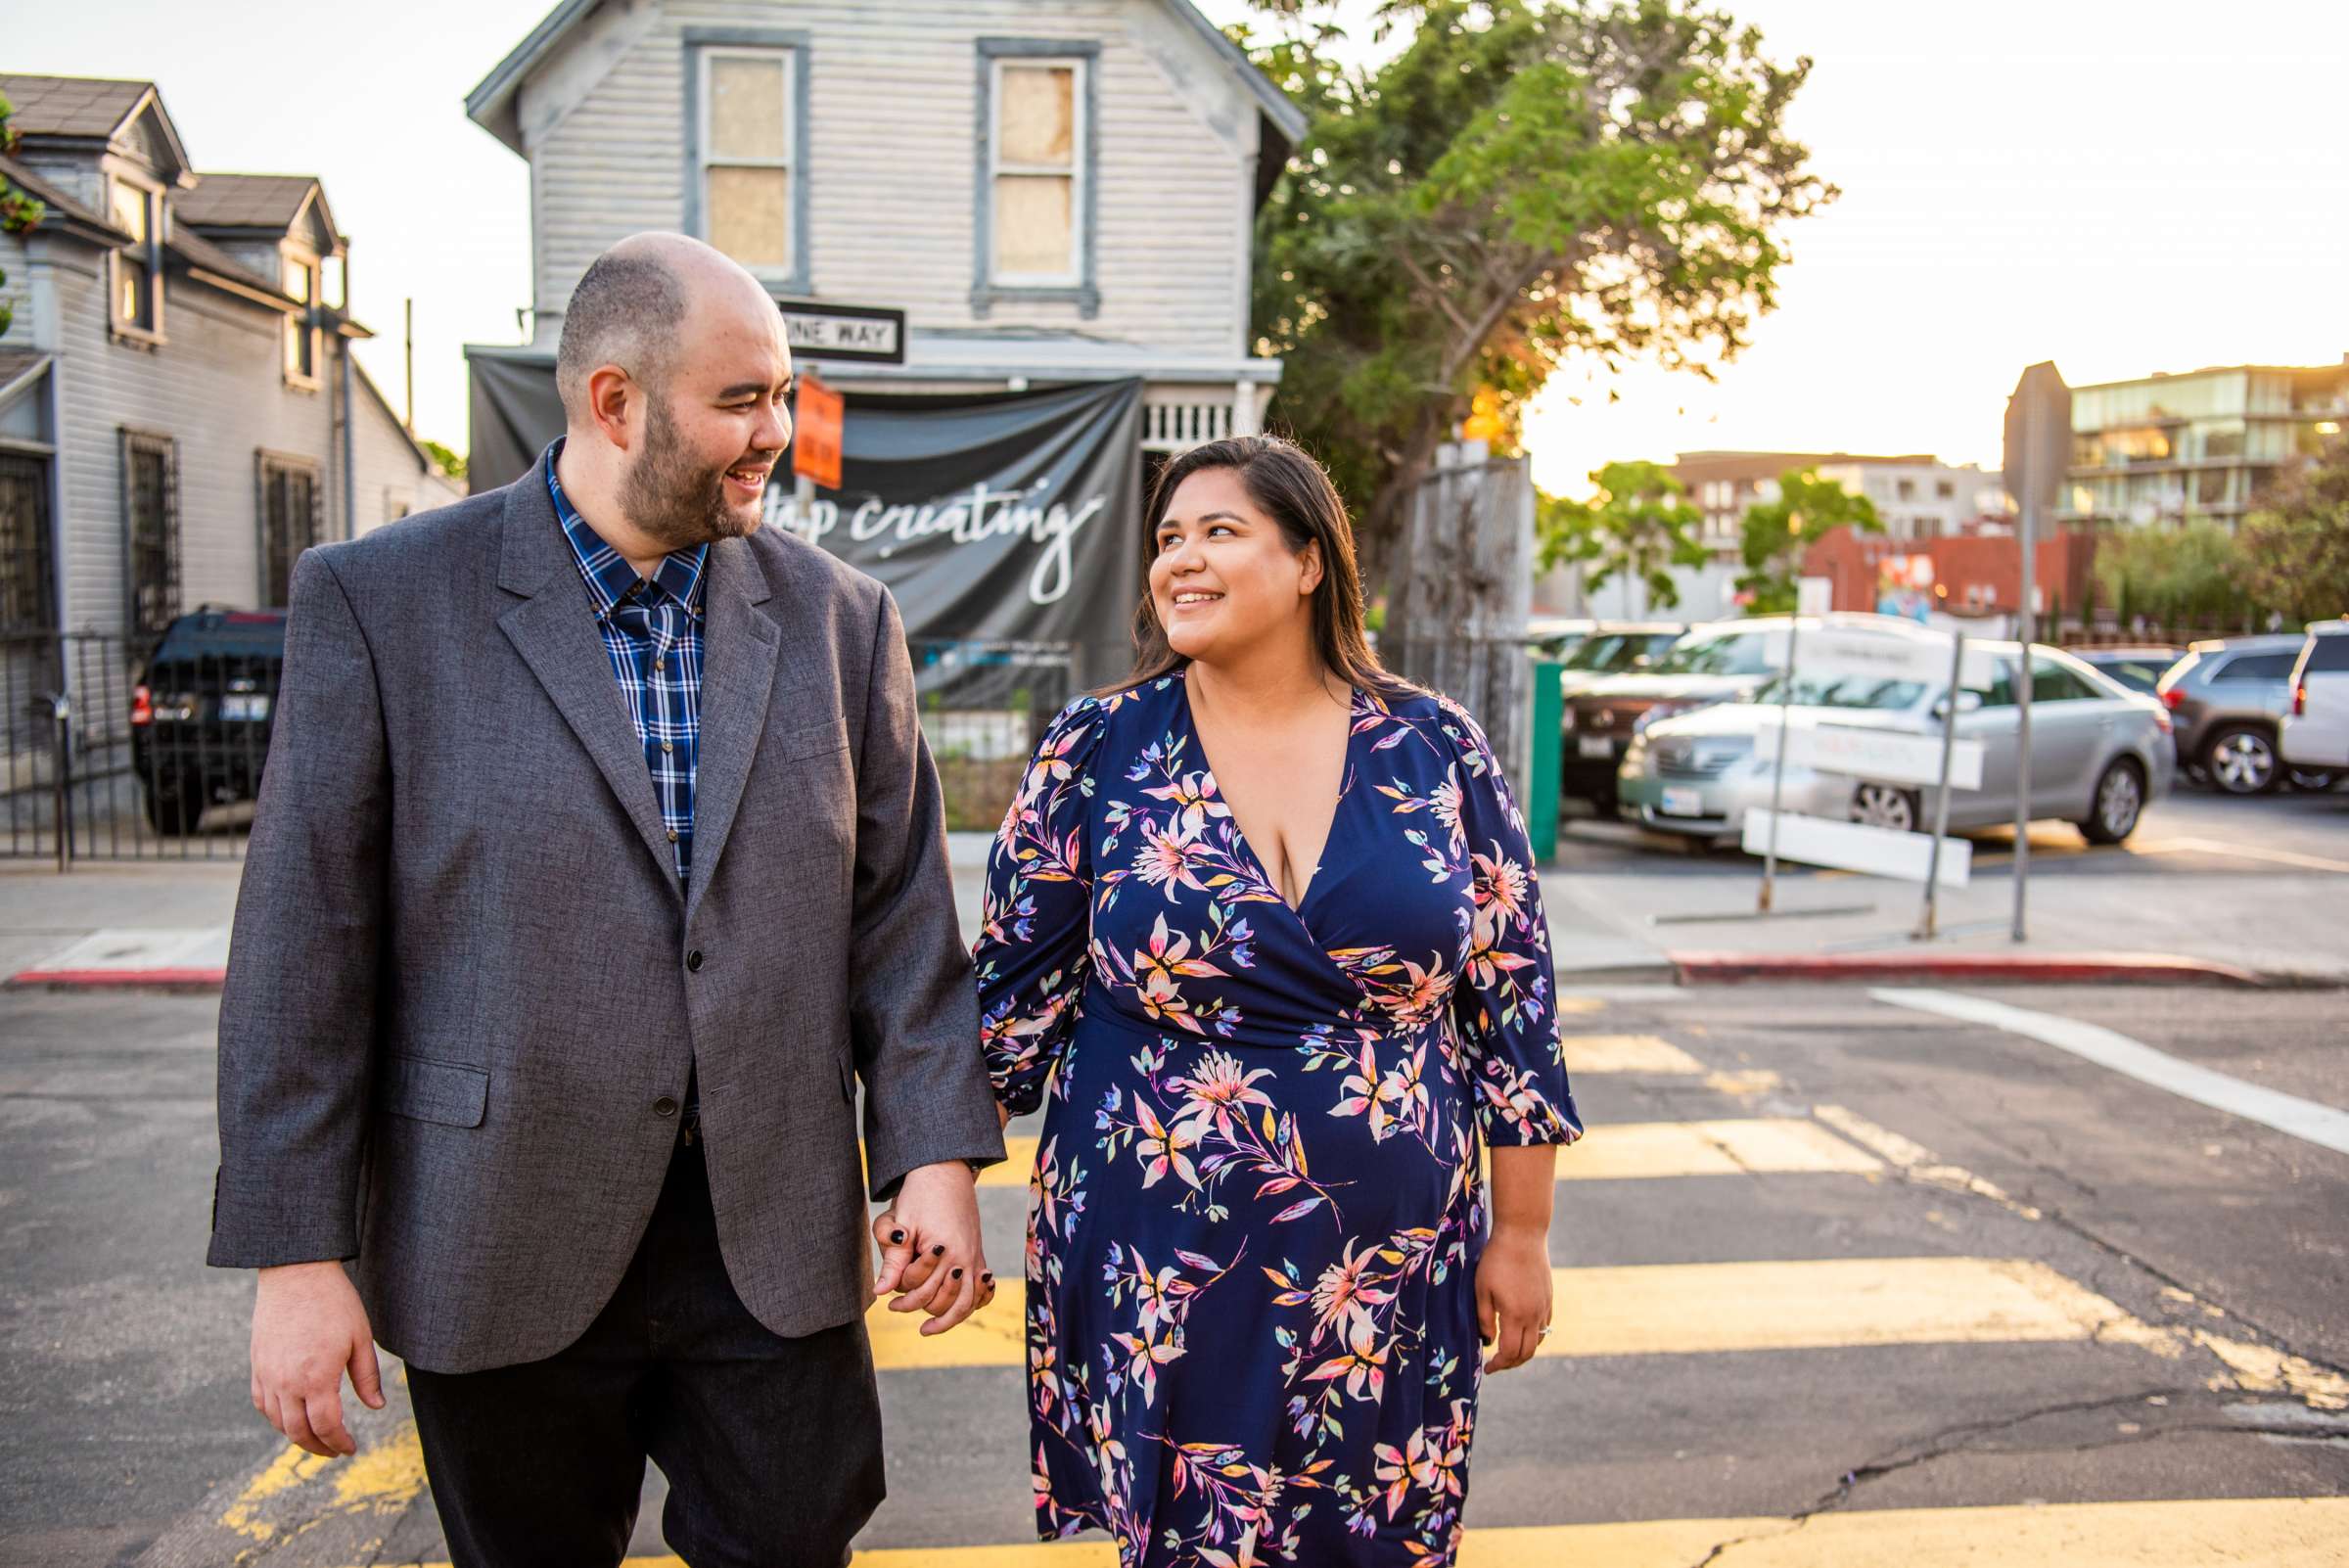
[682,536,779,926]
[494,455,683,899]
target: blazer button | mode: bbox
[686,949,705,972]
[653,1096,678,1118]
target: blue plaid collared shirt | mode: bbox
[545,440,708,882]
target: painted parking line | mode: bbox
[975,1118,1876,1189]
[1873,988,2349,1158]
[862,1255,2144,1370]
[2132,834,2349,875]
[350,1496,2349,1567]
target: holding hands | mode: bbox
[870,1158,998,1334]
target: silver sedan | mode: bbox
[1616,643,2178,846]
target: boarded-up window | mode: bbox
[701,49,794,272]
[990,62,1081,281]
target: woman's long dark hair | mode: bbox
[1101,435,1414,700]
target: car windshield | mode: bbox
[1563,632,1664,671]
[1747,673,1926,710]
[1647,630,1777,676]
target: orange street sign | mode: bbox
[793,374,844,490]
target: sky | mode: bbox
[15,0,2349,493]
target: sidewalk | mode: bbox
[1542,855,2349,989]
[6,829,2339,992]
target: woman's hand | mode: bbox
[1476,1226,1552,1372]
[870,1162,995,1334]
[1479,1143,1560,1372]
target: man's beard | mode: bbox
[620,395,766,552]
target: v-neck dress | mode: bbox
[975,667,1583,1567]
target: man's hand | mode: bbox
[869,1162,992,1335]
[251,1261,383,1457]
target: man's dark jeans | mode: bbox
[406,1130,884,1568]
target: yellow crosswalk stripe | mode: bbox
[864,1254,2141,1370]
[1563,1033,1706,1074]
[1561,1118,1882,1178]
[980,1119,1880,1188]
[470,1496,2348,1568]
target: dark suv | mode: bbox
[130,607,287,833]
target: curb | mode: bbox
[1666,950,2280,989]
[6,967,227,992]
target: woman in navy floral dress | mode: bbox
[974,437,1582,1567]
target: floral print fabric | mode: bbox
[976,668,1583,1567]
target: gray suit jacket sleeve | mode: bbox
[207,549,389,1268]
[851,587,1006,1200]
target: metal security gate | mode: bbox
[909,638,1076,832]
[2,628,272,865]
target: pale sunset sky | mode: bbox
[14,0,2347,496]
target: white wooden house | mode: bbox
[461,0,1305,460]
[0,73,461,640]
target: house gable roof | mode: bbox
[0,73,194,183]
[464,0,1306,153]
[176,172,341,253]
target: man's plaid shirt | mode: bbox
[545,441,708,882]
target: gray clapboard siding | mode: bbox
[523,0,1251,357]
[42,250,452,629]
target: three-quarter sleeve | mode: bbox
[1441,701,1585,1148]
[975,694,1105,1116]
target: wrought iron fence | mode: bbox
[1,627,272,865]
[0,627,1078,863]
[909,638,1077,833]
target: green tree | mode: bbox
[1537,459,1710,609]
[419,438,467,482]
[1734,467,1879,615]
[1241,0,1831,596]
[2239,432,2349,625]
[0,93,51,338]
[2095,521,2259,632]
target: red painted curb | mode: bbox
[6,967,228,992]
[1667,951,2270,988]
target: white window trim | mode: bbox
[107,173,166,344]
[696,44,798,284]
[281,244,323,391]
[986,55,1088,288]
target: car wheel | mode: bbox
[1851,782,1921,833]
[2080,759,2145,845]
[142,771,204,836]
[2287,768,2338,793]
[2201,725,2279,795]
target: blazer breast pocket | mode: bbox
[379,1054,490,1129]
[777,711,850,765]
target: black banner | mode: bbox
[465,357,1143,680]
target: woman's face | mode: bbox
[1148,467,1322,667]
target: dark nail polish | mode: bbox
[951,1268,964,1279]
[982,1272,994,1283]
[931,1244,945,1257]
[890,1229,905,1244]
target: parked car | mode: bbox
[2069,646,2184,697]
[1554,623,1687,697]
[2154,632,2335,795]
[1560,617,1807,812]
[1524,617,1596,659]
[1617,642,2177,846]
[130,607,287,834]
[2280,620,2349,779]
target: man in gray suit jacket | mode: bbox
[209,234,1005,1567]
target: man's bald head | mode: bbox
[555,233,775,420]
